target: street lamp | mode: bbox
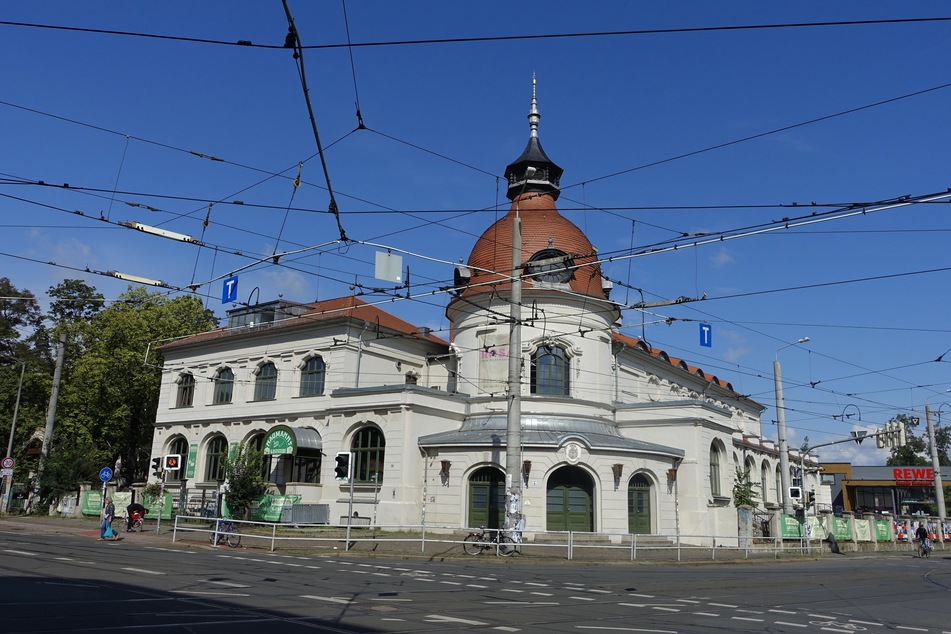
[924,390,949,520]
[774,337,810,516]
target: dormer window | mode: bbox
[526,249,572,284]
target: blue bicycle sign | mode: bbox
[99,467,113,482]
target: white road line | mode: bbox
[493,627,521,632]
[301,595,353,604]
[731,617,764,622]
[576,627,677,633]
[676,599,700,604]
[652,607,680,612]
[572,596,597,601]
[775,621,807,628]
[694,612,719,617]
[125,568,163,575]
[708,602,738,608]
[848,619,884,626]
[531,592,554,597]
[4,549,38,556]
[174,591,250,597]
[425,615,487,626]
[627,593,655,598]
[896,627,929,632]
[206,580,250,588]
[468,584,489,589]
[770,609,798,614]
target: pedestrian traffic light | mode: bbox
[151,457,162,478]
[334,451,351,481]
[164,454,181,471]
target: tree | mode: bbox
[733,467,760,507]
[50,285,217,491]
[885,413,944,466]
[222,443,269,521]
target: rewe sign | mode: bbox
[893,467,934,485]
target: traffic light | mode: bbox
[806,491,815,508]
[334,451,351,481]
[164,454,182,471]
[151,457,162,478]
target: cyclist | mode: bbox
[915,523,931,555]
[126,502,147,532]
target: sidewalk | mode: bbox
[0,514,927,563]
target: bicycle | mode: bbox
[209,519,241,548]
[462,527,518,556]
[918,538,932,558]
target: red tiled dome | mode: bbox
[461,191,605,300]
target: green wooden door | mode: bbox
[468,467,504,529]
[546,466,594,532]
[627,474,652,534]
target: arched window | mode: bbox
[761,461,770,504]
[204,436,228,482]
[709,443,722,497]
[213,368,234,405]
[166,437,189,482]
[531,345,570,396]
[254,362,277,401]
[176,373,195,408]
[351,426,385,484]
[300,356,326,397]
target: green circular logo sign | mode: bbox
[264,428,295,455]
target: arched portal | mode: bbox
[627,473,652,534]
[546,465,594,532]
[468,466,505,529]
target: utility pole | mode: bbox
[774,337,810,516]
[924,406,947,520]
[36,333,66,496]
[2,361,25,514]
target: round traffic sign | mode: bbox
[99,467,113,482]
[1,457,13,469]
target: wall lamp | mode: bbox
[522,460,532,485]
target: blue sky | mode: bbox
[3,2,951,464]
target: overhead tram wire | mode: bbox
[4,16,951,49]
[281,0,348,243]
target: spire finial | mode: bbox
[528,73,540,138]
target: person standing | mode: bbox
[100,497,116,540]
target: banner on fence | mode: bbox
[875,520,891,541]
[779,514,802,538]
[251,494,301,522]
[854,518,872,542]
[81,490,102,516]
[831,516,852,541]
[144,492,173,520]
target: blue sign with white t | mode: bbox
[99,467,113,482]
[222,276,238,304]
[699,323,712,348]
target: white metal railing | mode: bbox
[168,515,935,560]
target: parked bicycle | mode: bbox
[209,519,241,548]
[462,526,518,556]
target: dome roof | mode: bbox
[459,192,606,300]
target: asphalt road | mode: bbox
[0,524,948,633]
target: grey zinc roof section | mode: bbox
[418,414,683,458]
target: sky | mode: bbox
[3,2,951,465]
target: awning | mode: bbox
[263,425,322,456]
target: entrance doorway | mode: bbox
[628,473,652,534]
[468,466,505,529]
[546,466,594,532]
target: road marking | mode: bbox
[468,584,489,589]
[572,596,597,601]
[732,617,764,622]
[301,595,353,604]
[4,549,38,556]
[576,627,676,633]
[848,620,883,626]
[896,628,928,632]
[652,607,680,612]
[676,599,700,604]
[370,597,413,602]
[425,615,487,626]
[440,581,463,586]
[531,592,554,597]
[125,568,163,575]
[709,602,738,608]
[502,588,525,593]
[174,591,250,597]
[493,627,520,632]
[775,622,808,628]
[628,593,655,598]
[694,612,719,617]
[770,609,798,614]
[206,580,250,588]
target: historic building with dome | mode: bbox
[150,85,813,543]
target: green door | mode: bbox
[468,467,504,529]
[628,474,652,534]
[546,466,594,532]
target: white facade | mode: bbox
[150,95,819,542]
